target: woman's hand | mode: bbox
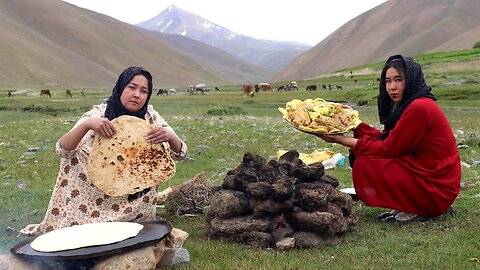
[146,125,177,144]
[146,125,183,154]
[318,133,344,143]
[86,118,116,138]
[318,133,358,148]
[59,117,115,150]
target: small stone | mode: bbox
[158,248,190,268]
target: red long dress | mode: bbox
[351,98,461,216]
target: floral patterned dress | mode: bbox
[21,104,187,235]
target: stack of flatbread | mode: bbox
[88,115,176,196]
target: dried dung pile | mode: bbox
[165,172,216,216]
[204,150,358,250]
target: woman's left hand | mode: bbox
[318,134,344,143]
[146,125,177,144]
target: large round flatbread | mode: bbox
[30,222,144,252]
[88,115,176,196]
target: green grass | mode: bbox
[1,52,480,269]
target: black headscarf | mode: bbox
[104,66,153,120]
[377,55,436,139]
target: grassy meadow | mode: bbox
[0,50,479,269]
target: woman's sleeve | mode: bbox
[148,106,188,160]
[354,101,429,157]
[353,122,382,139]
[55,107,101,158]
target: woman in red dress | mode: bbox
[320,55,461,223]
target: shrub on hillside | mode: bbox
[474,41,480,49]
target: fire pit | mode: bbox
[204,150,358,249]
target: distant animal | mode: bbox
[336,85,343,90]
[354,79,358,83]
[258,83,273,92]
[7,90,12,98]
[322,84,327,90]
[40,89,51,98]
[277,85,286,91]
[214,86,220,91]
[195,87,207,94]
[168,89,176,94]
[286,84,298,91]
[66,89,72,98]
[328,84,332,90]
[156,88,168,95]
[306,85,317,91]
[80,90,86,98]
[242,84,254,98]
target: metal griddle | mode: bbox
[10,219,172,261]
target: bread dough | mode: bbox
[30,222,144,252]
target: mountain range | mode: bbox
[1,0,479,89]
[137,6,311,74]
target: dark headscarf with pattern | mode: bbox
[377,55,436,139]
[104,66,153,121]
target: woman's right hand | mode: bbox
[86,118,116,137]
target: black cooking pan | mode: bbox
[10,219,172,261]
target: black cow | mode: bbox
[306,85,317,91]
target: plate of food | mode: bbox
[278,98,362,135]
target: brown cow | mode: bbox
[40,89,51,98]
[258,83,273,92]
[242,84,254,98]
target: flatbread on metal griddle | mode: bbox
[30,222,144,252]
[88,115,176,196]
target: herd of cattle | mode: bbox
[37,89,86,98]
[241,82,344,98]
[5,82,344,99]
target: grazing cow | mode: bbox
[66,89,73,98]
[286,84,298,91]
[156,88,168,95]
[214,86,220,91]
[7,90,12,98]
[195,88,207,94]
[258,83,273,92]
[336,85,343,90]
[306,85,317,91]
[322,84,327,90]
[328,84,332,90]
[277,85,286,91]
[168,89,176,94]
[194,83,208,94]
[40,89,51,98]
[242,84,254,98]
[81,90,86,98]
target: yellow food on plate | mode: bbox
[276,149,335,165]
[278,98,361,134]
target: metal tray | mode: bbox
[10,219,172,261]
